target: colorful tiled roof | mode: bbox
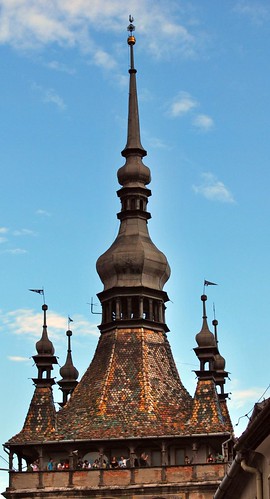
[8,327,232,445]
[219,398,233,432]
[10,386,56,443]
[57,327,193,439]
[188,378,231,433]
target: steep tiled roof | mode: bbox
[9,386,56,443]
[57,327,193,439]
[188,378,231,433]
[219,398,233,432]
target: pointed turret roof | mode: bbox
[8,305,57,444]
[190,295,233,434]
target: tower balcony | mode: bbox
[6,462,227,498]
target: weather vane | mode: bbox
[127,15,135,33]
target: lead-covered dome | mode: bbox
[96,222,170,291]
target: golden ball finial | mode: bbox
[128,35,136,45]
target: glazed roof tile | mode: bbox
[9,386,56,444]
[188,378,232,433]
[57,328,193,440]
[8,327,232,445]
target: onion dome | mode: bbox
[96,237,170,292]
[195,295,216,347]
[59,330,79,381]
[35,304,55,355]
[214,352,226,371]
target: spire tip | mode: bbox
[127,15,136,45]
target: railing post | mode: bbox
[129,446,135,485]
[37,447,44,489]
[68,452,73,487]
[161,441,167,482]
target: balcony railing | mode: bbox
[8,463,226,492]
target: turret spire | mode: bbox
[58,329,79,407]
[212,318,229,399]
[194,295,218,376]
[32,304,57,386]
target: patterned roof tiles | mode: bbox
[9,386,56,444]
[8,327,232,445]
[188,378,232,433]
[57,328,193,440]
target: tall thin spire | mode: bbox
[121,16,146,158]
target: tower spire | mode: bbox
[121,16,146,158]
[96,17,170,333]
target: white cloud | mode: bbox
[168,91,197,118]
[0,227,9,233]
[230,387,264,410]
[36,208,51,216]
[92,49,117,70]
[3,248,27,254]
[0,236,8,244]
[32,82,66,111]
[8,356,30,362]
[46,60,76,74]
[147,136,168,149]
[234,1,269,24]
[0,308,99,343]
[192,172,235,203]
[193,114,214,132]
[147,15,196,59]
[0,1,199,61]
[44,88,67,111]
[13,228,36,236]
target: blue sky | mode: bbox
[1,0,270,491]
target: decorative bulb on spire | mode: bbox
[195,295,216,347]
[35,304,55,355]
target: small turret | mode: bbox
[32,304,57,386]
[194,295,218,376]
[212,318,229,399]
[58,329,79,407]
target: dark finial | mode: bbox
[66,330,72,351]
[212,303,218,343]
[42,304,48,326]
[127,15,136,52]
[212,318,218,343]
[127,15,135,33]
[201,294,207,318]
